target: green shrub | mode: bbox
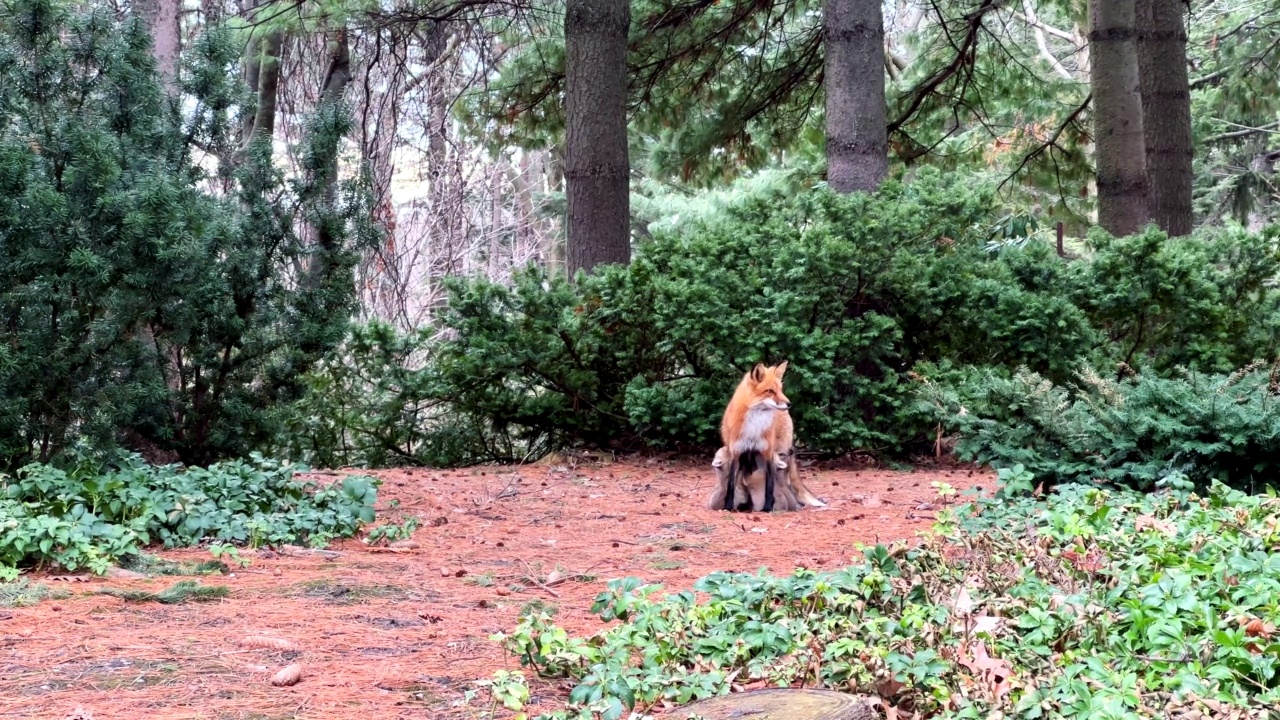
[287,170,1111,464]
[0,0,377,469]
[0,454,378,576]
[1070,225,1280,373]
[269,322,492,469]
[487,482,1280,719]
[921,362,1280,491]
[283,170,1280,466]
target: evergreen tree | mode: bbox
[0,0,377,468]
[564,0,632,272]
[824,0,888,192]
[1090,0,1149,235]
[1136,0,1192,235]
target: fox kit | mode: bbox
[720,362,791,512]
[706,410,826,511]
[708,445,799,511]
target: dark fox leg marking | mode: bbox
[723,457,737,511]
[762,456,776,512]
[733,451,760,512]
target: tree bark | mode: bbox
[1089,0,1149,236]
[133,0,181,91]
[307,27,352,282]
[1136,0,1193,236]
[564,0,631,274]
[824,0,888,193]
[252,31,284,141]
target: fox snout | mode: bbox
[763,397,790,411]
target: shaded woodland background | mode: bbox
[5,0,1280,479]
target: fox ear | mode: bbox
[774,361,788,378]
[750,363,766,383]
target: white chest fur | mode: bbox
[730,405,777,454]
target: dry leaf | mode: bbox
[62,707,94,720]
[270,663,302,687]
[970,615,1003,635]
[48,575,91,583]
[106,567,147,580]
[957,641,1015,702]
[241,636,298,651]
[862,495,883,508]
[1134,515,1176,536]
[389,540,419,550]
[951,583,976,617]
[877,676,906,697]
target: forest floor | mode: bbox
[1,456,991,720]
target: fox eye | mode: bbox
[765,389,775,395]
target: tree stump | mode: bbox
[678,689,878,719]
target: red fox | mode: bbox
[719,362,791,512]
[707,409,826,511]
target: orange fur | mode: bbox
[720,361,790,459]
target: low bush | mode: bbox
[0,454,378,578]
[920,362,1280,492]
[285,170,1121,464]
[484,482,1280,719]
[284,168,1280,467]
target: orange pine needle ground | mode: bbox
[0,457,988,719]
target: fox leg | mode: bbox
[723,456,737,511]
[762,454,776,512]
[735,451,764,512]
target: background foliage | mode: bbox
[283,170,1280,472]
[0,454,378,578]
[0,0,377,470]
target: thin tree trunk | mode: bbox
[1136,0,1193,236]
[308,27,352,282]
[133,0,181,91]
[1089,0,1149,236]
[203,0,223,25]
[564,0,631,274]
[252,31,284,141]
[824,0,888,193]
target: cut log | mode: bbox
[679,688,878,719]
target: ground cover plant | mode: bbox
[0,453,378,578]
[485,481,1280,719]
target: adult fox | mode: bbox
[715,362,824,512]
[707,409,825,511]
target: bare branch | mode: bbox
[1017,0,1074,81]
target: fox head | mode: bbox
[746,361,790,411]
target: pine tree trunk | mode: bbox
[1089,0,1149,236]
[564,0,631,274]
[307,27,351,282]
[1136,0,1193,236]
[133,0,181,91]
[252,31,284,141]
[824,0,888,193]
